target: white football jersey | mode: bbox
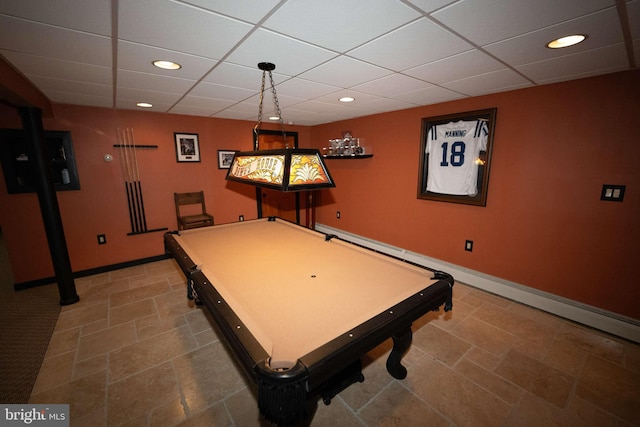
[426,120,488,196]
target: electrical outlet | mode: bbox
[465,240,473,252]
[97,234,107,245]
[239,214,244,222]
[336,211,341,219]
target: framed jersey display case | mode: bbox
[417,108,497,206]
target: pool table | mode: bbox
[164,217,453,425]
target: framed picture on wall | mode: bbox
[217,150,237,169]
[174,133,200,162]
[417,108,497,206]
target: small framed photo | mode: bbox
[218,150,237,169]
[174,133,200,162]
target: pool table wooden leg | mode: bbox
[386,326,412,379]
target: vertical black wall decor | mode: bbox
[19,107,79,306]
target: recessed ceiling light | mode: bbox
[152,60,182,70]
[339,96,355,103]
[268,116,280,121]
[136,102,153,108]
[546,34,587,49]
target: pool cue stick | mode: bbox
[128,129,148,232]
[118,129,136,233]
[123,129,141,233]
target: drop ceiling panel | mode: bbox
[485,7,625,67]
[404,50,506,84]
[117,70,196,94]
[0,0,111,35]
[118,0,252,59]
[225,29,338,76]
[298,56,392,88]
[181,0,283,24]
[263,0,420,53]
[352,74,431,98]
[0,0,637,125]
[117,41,218,80]
[432,0,616,46]
[442,68,533,96]
[516,43,630,83]
[1,51,112,85]
[348,18,473,71]
[0,15,111,67]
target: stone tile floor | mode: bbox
[29,259,640,426]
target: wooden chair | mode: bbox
[174,191,214,230]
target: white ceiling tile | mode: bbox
[485,7,624,67]
[442,68,533,96]
[298,56,392,88]
[394,85,466,105]
[516,43,629,83]
[226,29,338,76]
[1,51,112,85]
[0,0,635,125]
[432,0,616,46]
[188,81,256,101]
[28,75,111,99]
[349,18,473,71]
[203,62,267,89]
[116,87,184,105]
[263,0,420,52]
[180,0,282,23]
[352,74,430,97]
[47,90,113,108]
[404,49,505,84]
[0,15,111,66]
[405,0,458,13]
[274,78,342,100]
[117,41,218,80]
[118,0,252,59]
[0,0,111,35]
[117,70,196,94]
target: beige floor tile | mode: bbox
[454,358,523,405]
[176,402,233,426]
[405,357,511,427]
[495,349,574,407]
[557,322,626,364]
[73,354,108,381]
[135,312,187,340]
[109,280,172,308]
[472,303,557,350]
[154,288,197,319]
[31,350,75,394]
[224,387,274,426]
[77,322,136,361]
[576,354,640,424]
[463,346,503,371]
[450,316,517,357]
[358,381,449,427]
[412,323,472,366]
[107,362,179,425]
[44,327,81,358]
[148,397,190,427]
[544,337,588,377]
[30,371,107,420]
[108,324,197,382]
[173,341,249,414]
[109,297,157,326]
[55,302,108,331]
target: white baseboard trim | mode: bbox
[315,224,640,344]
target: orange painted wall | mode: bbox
[0,103,310,282]
[1,71,638,320]
[311,70,639,320]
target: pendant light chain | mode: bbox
[255,63,288,149]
